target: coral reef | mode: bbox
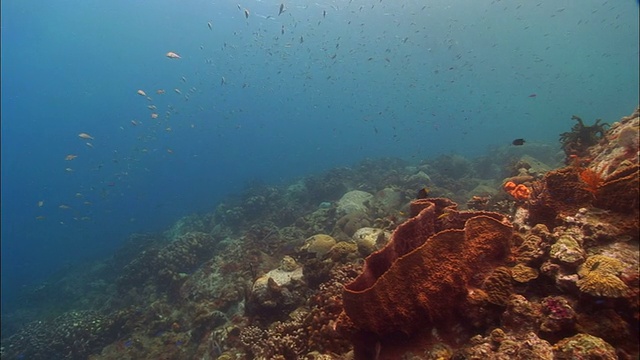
[239,264,358,359]
[552,333,617,360]
[246,257,306,320]
[2,108,638,360]
[539,296,576,336]
[1,310,124,360]
[455,330,554,360]
[116,231,218,298]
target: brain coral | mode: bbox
[301,234,337,259]
[511,264,539,283]
[576,255,630,297]
[483,267,514,305]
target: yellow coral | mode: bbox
[577,273,629,297]
[578,255,625,277]
[516,232,546,264]
[327,241,358,262]
[511,264,539,283]
[483,267,513,305]
[577,255,630,298]
[301,234,337,259]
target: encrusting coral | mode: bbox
[552,333,617,360]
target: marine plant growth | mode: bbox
[559,115,609,160]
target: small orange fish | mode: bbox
[137,89,147,96]
[65,154,78,161]
[166,51,181,59]
[78,133,94,140]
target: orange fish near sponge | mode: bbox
[503,181,531,201]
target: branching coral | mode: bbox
[117,231,217,295]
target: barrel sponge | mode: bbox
[340,198,512,336]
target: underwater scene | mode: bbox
[1,0,639,359]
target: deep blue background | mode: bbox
[2,0,638,310]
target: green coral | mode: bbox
[553,333,617,360]
[549,234,586,265]
[483,267,514,306]
[511,264,539,283]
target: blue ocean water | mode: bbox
[1,0,638,312]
